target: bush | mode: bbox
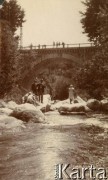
[76,51,108,99]
[55,79,69,100]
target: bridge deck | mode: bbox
[20,43,94,51]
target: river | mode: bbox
[0,112,108,180]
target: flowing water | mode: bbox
[0,112,108,180]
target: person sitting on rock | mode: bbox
[26,92,36,104]
[22,92,40,106]
[68,84,76,104]
[22,92,32,104]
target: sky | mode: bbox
[16,0,89,47]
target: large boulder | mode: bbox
[0,100,18,110]
[86,99,101,111]
[101,99,108,112]
[51,96,86,110]
[51,101,63,110]
[10,103,45,123]
[40,104,51,113]
[0,108,13,116]
[51,99,70,110]
[14,103,37,111]
[0,115,25,132]
[6,101,18,110]
[0,100,7,108]
[58,103,89,114]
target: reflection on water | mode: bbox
[0,113,108,180]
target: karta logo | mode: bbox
[0,0,5,6]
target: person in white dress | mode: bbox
[68,84,76,104]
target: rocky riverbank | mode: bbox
[0,100,45,133]
[0,95,108,180]
[0,94,108,133]
[0,110,107,180]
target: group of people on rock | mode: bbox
[31,78,45,103]
[31,80,77,104]
[22,76,77,105]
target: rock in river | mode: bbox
[58,103,90,114]
[10,103,45,123]
[86,99,101,111]
[0,115,25,132]
[0,108,13,116]
[0,100,7,108]
[101,99,108,112]
[6,100,18,110]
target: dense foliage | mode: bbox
[76,52,108,99]
[0,22,19,97]
[77,0,108,99]
[81,0,108,44]
[0,0,25,98]
[1,0,25,34]
[54,78,69,100]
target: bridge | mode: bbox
[20,43,97,66]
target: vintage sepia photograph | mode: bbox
[0,0,108,179]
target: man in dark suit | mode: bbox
[37,79,45,103]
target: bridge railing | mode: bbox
[20,43,94,50]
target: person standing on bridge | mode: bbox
[62,42,65,48]
[56,42,58,48]
[53,41,55,47]
[38,44,40,49]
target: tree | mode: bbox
[0,0,25,97]
[76,51,108,99]
[98,3,108,46]
[81,0,108,44]
[77,0,108,99]
[0,21,21,97]
[1,0,25,34]
[55,79,69,100]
